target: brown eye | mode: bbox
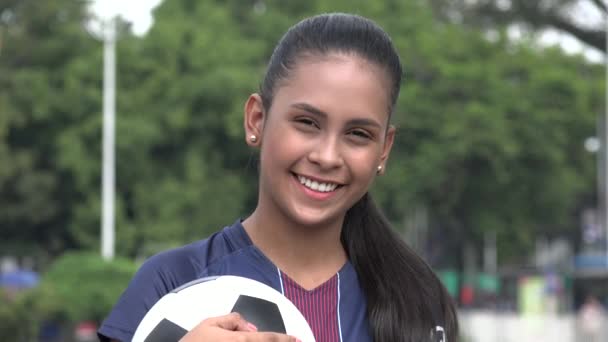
[295,117,319,129]
[348,129,372,140]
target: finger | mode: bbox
[203,312,257,332]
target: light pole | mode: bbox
[101,18,116,261]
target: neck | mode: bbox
[242,208,347,290]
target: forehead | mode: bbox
[271,53,392,124]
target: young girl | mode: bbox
[98,13,458,342]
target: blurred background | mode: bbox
[1,0,607,341]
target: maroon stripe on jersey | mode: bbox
[281,271,340,342]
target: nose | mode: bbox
[307,135,344,170]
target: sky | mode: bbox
[540,0,604,62]
[89,0,163,36]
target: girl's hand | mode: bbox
[178,312,300,341]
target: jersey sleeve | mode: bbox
[97,252,184,342]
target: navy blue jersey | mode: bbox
[98,220,371,342]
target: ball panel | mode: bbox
[132,293,184,341]
[143,318,187,342]
[231,294,286,333]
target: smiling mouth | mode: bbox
[293,173,343,193]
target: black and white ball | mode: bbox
[132,275,316,342]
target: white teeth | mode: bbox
[297,175,338,193]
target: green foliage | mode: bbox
[0,252,137,338]
[0,0,100,256]
[0,0,603,267]
[30,252,138,322]
[0,292,38,341]
[380,31,602,262]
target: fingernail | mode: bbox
[247,322,258,331]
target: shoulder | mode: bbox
[138,220,252,287]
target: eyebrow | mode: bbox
[291,102,383,129]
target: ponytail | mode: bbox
[341,193,459,342]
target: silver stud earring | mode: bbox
[249,135,258,143]
[377,165,383,174]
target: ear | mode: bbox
[244,93,266,147]
[377,125,396,175]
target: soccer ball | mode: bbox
[132,275,316,342]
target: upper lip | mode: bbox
[293,172,344,186]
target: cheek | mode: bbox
[347,148,382,175]
[261,119,309,157]
[259,128,300,168]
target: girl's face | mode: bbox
[245,54,395,229]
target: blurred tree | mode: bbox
[0,252,138,339]
[33,252,137,322]
[0,0,603,268]
[0,0,98,257]
[429,0,606,53]
[138,0,603,264]
[383,31,603,264]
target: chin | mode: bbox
[288,208,345,230]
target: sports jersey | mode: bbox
[97,220,371,342]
